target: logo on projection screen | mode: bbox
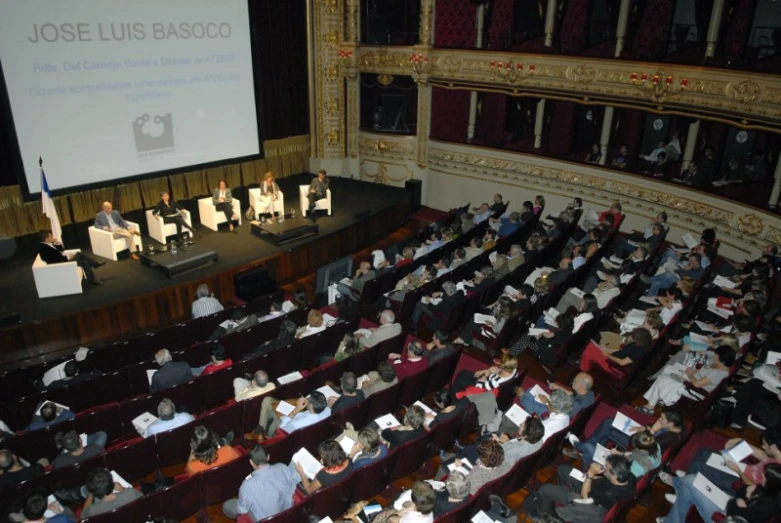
[132,113,175,153]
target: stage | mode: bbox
[0,175,412,367]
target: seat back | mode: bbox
[200,455,254,507]
[104,436,158,483]
[257,501,311,523]
[349,452,397,503]
[307,476,353,519]
[367,383,401,420]
[397,367,433,407]
[136,475,202,522]
[433,492,479,523]
[426,350,461,395]
[197,403,243,441]
[74,402,123,445]
[154,418,199,467]
[390,430,434,479]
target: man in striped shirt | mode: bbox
[192,284,224,319]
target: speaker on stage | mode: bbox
[234,266,277,302]
[405,179,422,212]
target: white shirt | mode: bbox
[299,324,326,338]
[542,412,570,442]
[660,302,682,324]
[573,313,594,333]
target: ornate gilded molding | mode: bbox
[360,160,414,185]
[419,0,434,46]
[323,0,338,14]
[345,0,359,43]
[354,46,781,129]
[377,73,395,86]
[359,134,415,161]
[737,213,765,236]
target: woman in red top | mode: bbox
[200,344,233,377]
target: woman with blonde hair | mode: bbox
[450,354,518,398]
[297,309,325,338]
[257,171,281,221]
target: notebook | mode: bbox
[292,447,323,480]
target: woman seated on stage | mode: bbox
[257,171,281,221]
[152,191,196,241]
[212,180,239,232]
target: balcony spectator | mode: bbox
[585,144,602,164]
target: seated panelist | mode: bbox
[152,191,195,241]
[213,179,238,232]
[94,201,141,260]
[39,230,104,286]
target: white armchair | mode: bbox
[88,221,143,261]
[33,250,84,298]
[299,186,332,216]
[197,197,241,231]
[145,209,192,245]
[248,188,285,219]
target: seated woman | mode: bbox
[212,180,239,232]
[435,439,509,495]
[453,297,514,349]
[334,332,361,362]
[424,389,467,430]
[571,429,661,479]
[492,254,511,280]
[450,354,518,397]
[386,273,421,307]
[531,276,550,304]
[510,314,574,362]
[296,309,325,339]
[533,195,545,215]
[380,481,437,523]
[584,227,603,260]
[660,463,781,523]
[579,327,653,374]
[433,471,471,516]
[381,405,426,449]
[564,407,684,467]
[348,427,388,469]
[293,439,353,494]
[640,344,736,413]
[256,171,281,220]
[185,425,240,475]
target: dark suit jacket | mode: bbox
[208,314,260,341]
[150,361,193,392]
[39,242,68,264]
[431,291,465,315]
[248,336,295,358]
[547,268,573,286]
[48,371,101,390]
[471,277,496,294]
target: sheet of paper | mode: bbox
[447,458,474,476]
[682,233,698,249]
[610,254,626,264]
[592,443,610,466]
[528,383,549,401]
[43,495,60,518]
[688,333,710,345]
[474,313,497,325]
[146,369,157,386]
[695,321,718,333]
[626,309,646,324]
[429,297,442,306]
[569,287,585,298]
[738,333,751,348]
[281,300,295,313]
[316,385,341,399]
[456,281,467,292]
[292,447,323,480]
[655,266,667,276]
[596,270,609,281]
[708,306,733,319]
[528,327,551,337]
[132,412,157,435]
[504,285,519,297]
[586,208,599,222]
[692,473,730,511]
[354,328,373,338]
[720,325,733,333]
[569,468,586,482]
[80,433,88,447]
[767,352,781,365]
[414,400,435,416]
[375,413,401,429]
[338,436,356,455]
[712,275,738,289]
[544,317,559,328]
[612,412,642,435]
[110,470,132,489]
[322,313,338,325]
[504,404,530,426]
[317,518,334,523]
[725,440,754,462]
[471,511,499,523]
[275,401,296,416]
[340,277,352,285]
[545,308,560,319]
[36,401,69,417]
[277,371,304,385]
[42,360,72,387]
[638,296,659,305]
[706,452,746,477]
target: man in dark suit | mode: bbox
[546,257,574,286]
[150,349,193,392]
[410,281,465,330]
[47,361,102,390]
[468,267,496,293]
[38,230,103,285]
[307,169,329,216]
[208,309,260,341]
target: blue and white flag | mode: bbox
[41,165,62,243]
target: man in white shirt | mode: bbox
[472,203,492,224]
[540,390,574,442]
[143,398,194,437]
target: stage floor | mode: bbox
[0,175,408,324]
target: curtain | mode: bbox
[724,0,757,65]
[560,0,593,54]
[430,88,471,143]
[139,178,171,208]
[487,0,515,50]
[0,186,71,237]
[474,93,508,146]
[547,101,576,156]
[434,0,477,48]
[631,0,675,60]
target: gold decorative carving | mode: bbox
[345,0,359,43]
[359,48,409,70]
[325,127,340,147]
[323,0,338,14]
[377,73,395,86]
[324,63,338,82]
[419,0,434,46]
[731,80,762,103]
[438,55,464,74]
[324,96,339,117]
[359,136,415,160]
[766,226,781,246]
[324,29,338,49]
[360,160,413,184]
[569,64,596,83]
[737,213,765,236]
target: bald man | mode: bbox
[359,309,402,349]
[94,201,141,260]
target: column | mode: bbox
[599,107,614,165]
[417,85,432,167]
[705,0,726,59]
[544,0,558,47]
[419,0,435,46]
[345,0,359,43]
[614,0,631,57]
[534,99,546,149]
[467,3,486,140]
[681,120,700,171]
[768,157,781,208]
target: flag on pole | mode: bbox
[40,159,62,244]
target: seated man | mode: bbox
[491,212,521,238]
[515,372,595,420]
[489,193,505,216]
[53,429,108,468]
[191,284,224,319]
[464,236,484,261]
[648,151,670,178]
[359,361,398,397]
[209,309,259,340]
[247,390,330,441]
[328,372,365,413]
[337,261,376,302]
[359,309,402,349]
[20,490,74,523]
[39,230,104,286]
[546,257,574,286]
[472,203,492,224]
[646,253,704,296]
[28,401,75,431]
[258,300,284,322]
[0,449,46,488]
[307,169,329,215]
[143,398,195,438]
[233,370,276,402]
[465,266,495,293]
[410,281,465,331]
[676,161,704,188]
[387,340,429,380]
[638,140,667,169]
[482,229,498,250]
[249,320,297,357]
[81,467,144,518]
[47,360,101,390]
[610,144,631,169]
[94,201,141,260]
[507,244,526,272]
[222,445,297,521]
[199,344,233,376]
[150,349,193,392]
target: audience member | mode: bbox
[52,430,107,468]
[200,344,233,376]
[248,390,331,441]
[150,349,193,392]
[27,401,75,431]
[233,370,276,402]
[0,450,46,488]
[191,284,224,319]
[293,439,353,494]
[360,361,399,397]
[81,467,144,518]
[144,398,195,438]
[185,425,239,475]
[359,309,402,349]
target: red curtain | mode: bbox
[474,93,508,145]
[430,88,471,144]
[487,0,515,49]
[724,0,757,65]
[560,0,592,54]
[434,0,477,48]
[547,101,576,156]
[631,0,675,60]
